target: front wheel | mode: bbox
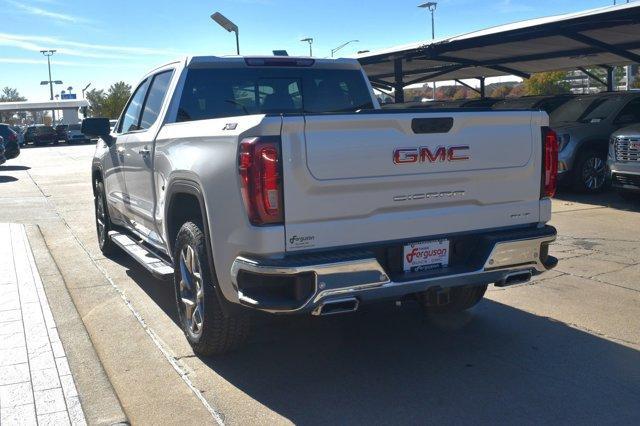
[173,221,250,356]
[418,285,487,314]
[94,181,118,256]
[572,149,607,193]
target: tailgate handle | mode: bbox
[411,118,453,134]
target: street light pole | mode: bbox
[418,2,438,100]
[82,83,91,99]
[301,38,314,57]
[40,49,57,124]
[331,40,359,58]
[211,12,240,55]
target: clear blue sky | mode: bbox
[0,0,626,100]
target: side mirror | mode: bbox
[82,118,111,138]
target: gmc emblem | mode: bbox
[393,146,470,164]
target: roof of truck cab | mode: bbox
[184,56,362,69]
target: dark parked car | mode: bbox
[492,94,575,114]
[0,136,6,165]
[55,124,69,142]
[24,125,57,146]
[550,92,640,192]
[0,124,20,159]
[608,124,640,199]
[10,125,25,146]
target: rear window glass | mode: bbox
[36,126,54,134]
[551,96,623,124]
[176,67,373,122]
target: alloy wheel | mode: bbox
[582,156,606,190]
[179,245,205,338]
[95,192,107,246]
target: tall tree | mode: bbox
[103,82,132,119]
[85,88,106,117]
[524,72,571,95]
[0,87,27,102]
[0,87,27,122]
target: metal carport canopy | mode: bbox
[357,2,640,90]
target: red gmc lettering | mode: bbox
[393,146,470,164]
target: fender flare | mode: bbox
[165,178,236,312]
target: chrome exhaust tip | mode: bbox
[312,297,359,316]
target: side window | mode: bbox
[140,70,174,130]
[118,79,150,133]
[616,98,640,124]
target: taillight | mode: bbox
[9,133,17,142]
[542,127,558,198]
[238,137,284,225]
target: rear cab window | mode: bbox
[175,66,374,122]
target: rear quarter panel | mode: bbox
[154,115,286,303]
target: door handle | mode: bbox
[138,148,150,156]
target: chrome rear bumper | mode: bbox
[230,226,557,314]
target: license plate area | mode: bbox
[403,239,450,273]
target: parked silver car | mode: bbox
[608,124,640,199]
[551,92,640,192]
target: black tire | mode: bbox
[571,149,607,193]
[94,181,118,256]
[173,221,250,356]
[419,285,487,314]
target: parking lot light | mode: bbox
[331,40,359,58]
[301,38,314,57]
[211,12,240,55]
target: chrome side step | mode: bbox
[108,231,174,280]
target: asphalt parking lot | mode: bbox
[1,144,639,425]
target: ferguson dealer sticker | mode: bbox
[288,235,315,249]
[403,239,450,272]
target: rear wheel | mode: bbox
[174,221,250,356]
[94,181,118,256]
[418,285,487,314]
[572,149,607,193]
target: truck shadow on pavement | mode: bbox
[111,249,640,424]
[211,301,640,424]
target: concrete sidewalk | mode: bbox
[0,223,85,425]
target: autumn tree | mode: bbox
[524,72,571,95]
[491,85,512,98]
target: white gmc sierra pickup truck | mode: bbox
[83,56,558,355]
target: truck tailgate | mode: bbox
[281,110,547,252]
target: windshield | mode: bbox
[551,96,622,124]
[176,67,374,122]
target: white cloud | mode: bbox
[5,0,89,23]
[0,57,143,68]
[0,32,178,60]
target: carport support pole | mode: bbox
[393,58,405,103]
[479,77,486,99]
[606,67,614,92]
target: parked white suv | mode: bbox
[84,56,558,354]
